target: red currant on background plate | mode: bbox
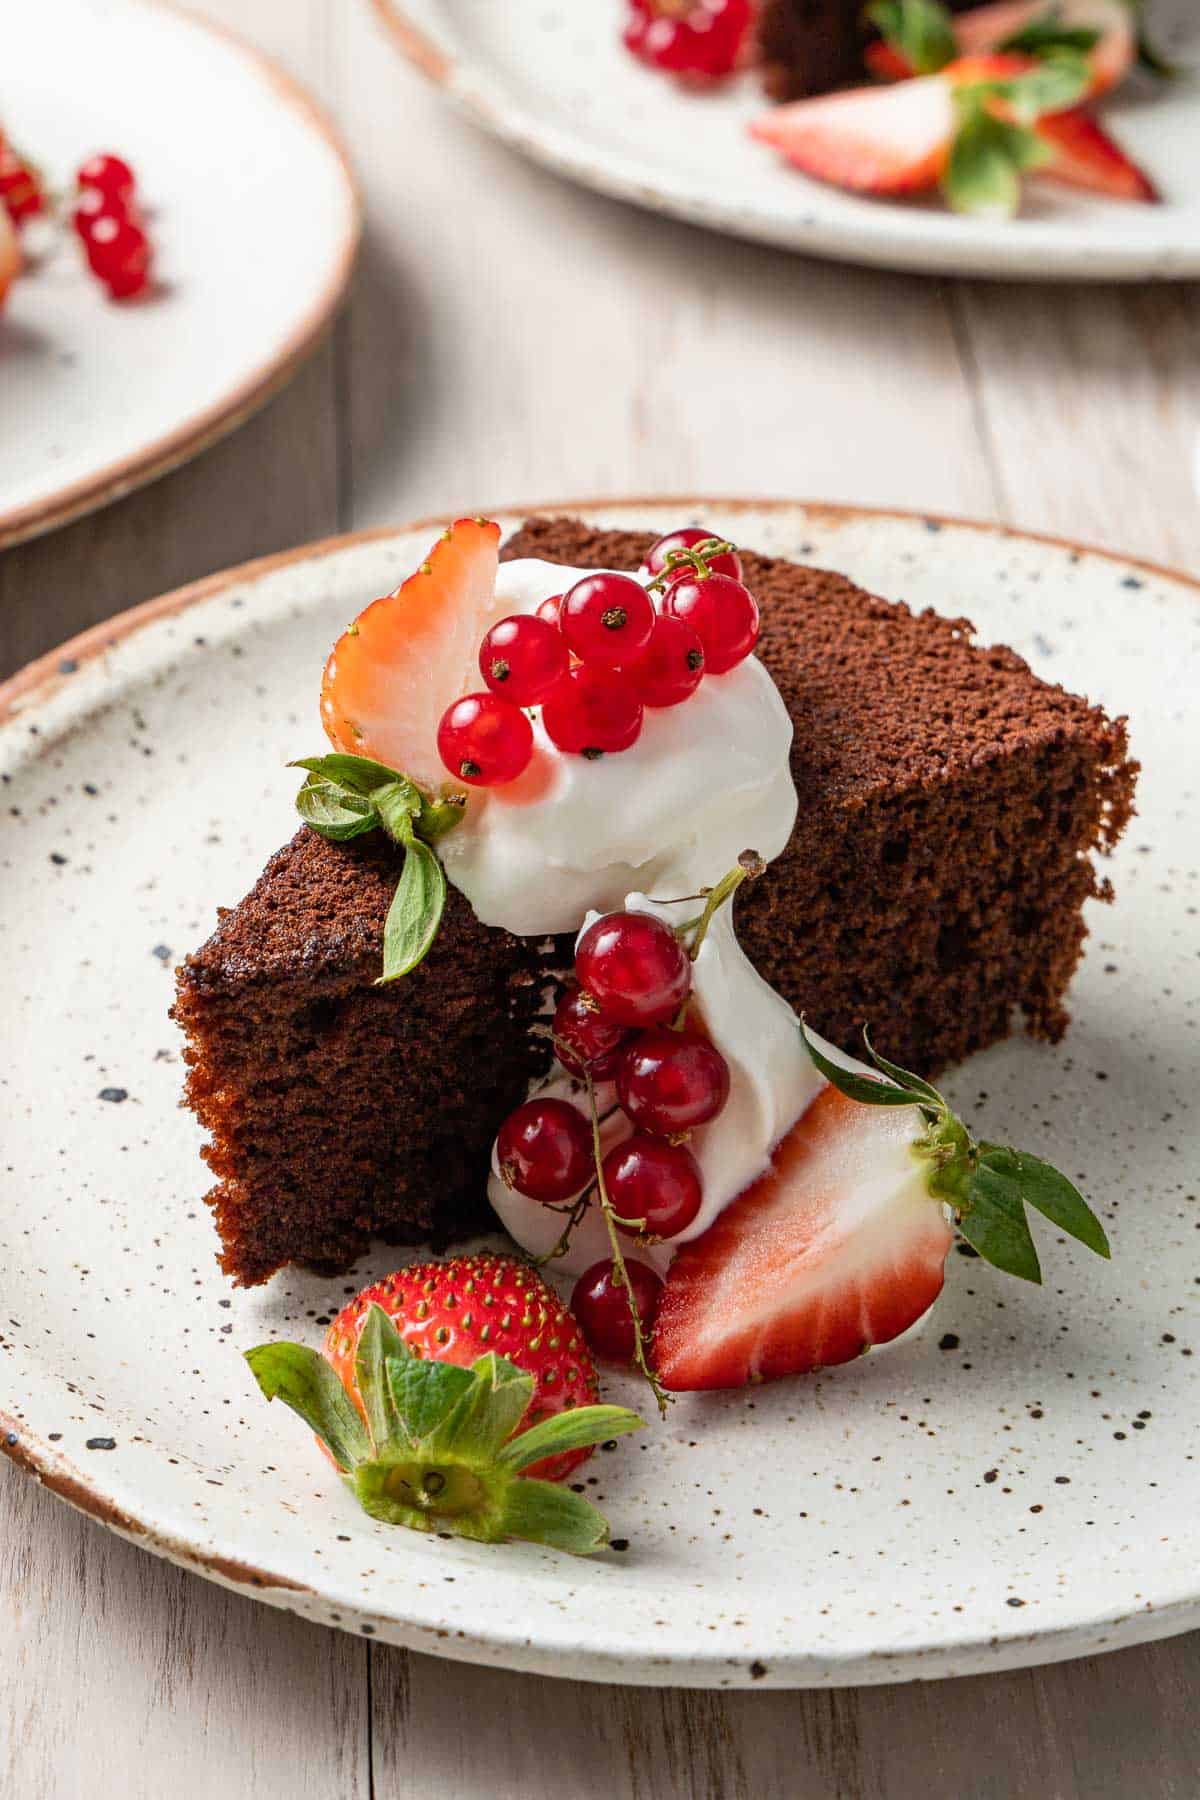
[559,573,654,669]
[77,153,136,205]
[623,0,753,82]
[617,1027,731,1133]
[85,213,152,299]
[627,614,705,708]
[437,691,533,786]
[552,987,630,1081]
[479,614,569,706]
[541,665,643,758]
[604,1135,703,1241]
[571,1258,663,1362]
[575,911,691,1028]
[642,526,743,584]
[496,1097,592,1204]
[663,572,759,675]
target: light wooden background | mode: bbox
[3,3,1199,1795]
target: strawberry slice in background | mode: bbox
[1035,107,1159,200]
[750,74,958,194]
[247,1252,644,1553]
[0,204,19,308]
[867,0,1135,96]
[653,1026,1110,1393]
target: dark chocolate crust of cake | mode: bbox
[502,516,1137,1075]
[757,0,972,101]
[177,516,1135,1285]
[174,829,551,1286]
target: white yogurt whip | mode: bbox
[438,558,798,937]
[488,896,831,1278]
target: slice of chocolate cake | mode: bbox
[176,518,1136,1285]
[757,0,973,102]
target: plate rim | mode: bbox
[371,0,1200,283]
[0,0,363,552]
[2,493,1198,1688]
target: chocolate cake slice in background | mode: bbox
[176,516,1136,1285]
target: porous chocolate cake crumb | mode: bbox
[175,517,1136,1285]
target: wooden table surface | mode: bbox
[3,3,1199,1794]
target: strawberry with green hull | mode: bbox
[652,1024,1110,1392]
[247,1253,644,1552]
[868,0,1137,95]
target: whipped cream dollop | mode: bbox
[488,894,830,1278]
[439,558,798,937]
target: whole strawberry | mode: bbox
[323,1254,602,1481]
[247,1253,642,1554]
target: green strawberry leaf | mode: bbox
[373,778,423,844]
[866,0,956,73]
[497,1474,616,1555]
[978,1143,1110,1259]
[295,773,380,841]
[290,752,414,798]
[799,1018,937,1109]
[945,102,1048,218]
[861,1030,946,1107]
[958,1159,1044,1282]
[999,56,1092,120]
[354,1305,410,1453]
[418,1353,535,1463]
[496,1404,645,1473]
[386,1348,479,1444]
[418,792,469,842]
[244,1341,370,1471]
[1000,15,1101,57]
[378,833,446,983]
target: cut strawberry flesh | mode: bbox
[653,1086,953,1392]
[750,76,955,195]
[320,517,504,793]
[1036,109,1158,203]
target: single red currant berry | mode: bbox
[436,691,533,786]
[541,665,643,758]
[535,593,563,626]
[479,614,569,706]
[552,987,630,1081]
[85,214,150,288]
[77,153,136,205]
[604,1135,703,1241]
[72,185,126,239]
[642,526,743,585]
[571,1257,663,1362]
[627,614,705,708]
[617,1028,731,1133]
[663,572,759,675]
[496,1097,592,1204]
[575,911,691,1028]
[559,573,654,669]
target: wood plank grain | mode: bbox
[0,1464,367,1799]
[951,282,1200,570]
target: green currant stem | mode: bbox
[585,1073,670,1418]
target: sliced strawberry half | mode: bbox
[1035,108,1158,201]
[652,1026,1111,1394]
[750,74,956,195]
[320,516,503,792]
[653,1088,952,1391]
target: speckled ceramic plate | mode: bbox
[1,500,1197,1688]
[0,0,360,549]
[375,0,1200,281]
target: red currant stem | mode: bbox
[684,849,766,964]
[532,1186,596,1266]
[645,538,738,596]
[584,1072,671,1416]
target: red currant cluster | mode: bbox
[0,139,44,225]
[435,527,760,789]
[71,154,153,300]
[623,0,753,84]
[497,899,737,1370]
